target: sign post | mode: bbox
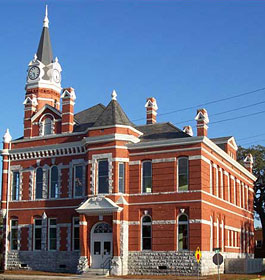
[213,248,223,280]
[195,247,201,280]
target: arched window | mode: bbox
[43,118,52,135]
[178,157,189,191]
[142,215,152,250]
[142,161,152,193]
[94,223,112,233]
[50,166,59,198]
[178,214,189,250]
[36,168,43,199]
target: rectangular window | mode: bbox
[73,217,80,251]
[178,158,188,191]
[98,160,109,194]
[11,171,20,201]
[10,219,18,250]
[49,218,57,251]
[118,163,125,193]
[74,165,83,197]
[142,161,152,193]
[34,219,42,250]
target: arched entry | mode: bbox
[90,222,113,268]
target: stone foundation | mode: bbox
[128,251,199,275]
[7,251,79,273]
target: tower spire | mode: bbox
[36,5,53,65]
[43,5,49,28]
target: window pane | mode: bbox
[35,228,42,239]
[119,163,125,193]
[35,220,42,226]
[44,118,52,135]
[75,166,83,197]
[143,162,152,176]
[143,238,151,250]
[74,239,80,250]
[142,216,151,223]
[142,161,152,193]
[178,224,188,250]
[50,219,56,226]
[99,160,108,176]
[36,168,43,199]
[143,225,151,237]
[104,241,111,255]
[94,241,101,255]
[51,166,59,198]
[50,239,56,250]
[11,220,18,227]
[12,172,20,201]
[98,160,109,194]
[178,158,188,191]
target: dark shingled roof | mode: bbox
[136,122,191,142]
[37,27,53,65]
[74,104,105,132]
[93,100,134,127]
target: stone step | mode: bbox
[82,268,109,277]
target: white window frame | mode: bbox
[10,219,18,250]
[210,216,213,251]
[49,165,59,199]
[141,215,152,251]
[209,162,213,194]
[97,159,109,194]
[216,218,219,249]
[33,218,42,251]
[118,162,125,193]
[227,174,230,202]
[72,217,80,251]
[141,160,152,193]
[216,167,219,197]
[177,157,189,192]
[177,213,189,251]
[11,171,20,201]
[48,218,57,251]
[73,164,84,198]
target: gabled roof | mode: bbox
[76,196,122,215]
[37,26,53,65]
[211,136,238,151]
[136,122,190,142]
[93,100,134,127]
[31,104,61,122]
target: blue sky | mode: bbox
[1,0,265,147]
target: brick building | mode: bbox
[0,8,256,276]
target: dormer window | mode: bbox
[43,118,52,135]
[39,115,55,136]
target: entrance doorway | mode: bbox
[91,222,113,269]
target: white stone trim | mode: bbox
[129,161,140,165]
[128,221,140,225]
[189,155,211,164]
[152,220,176,225]
[79,221,87,226]
[152,158,176,163]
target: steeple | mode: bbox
[36,5,53,65]
[25,5,62,112]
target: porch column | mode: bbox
[111,211,122,275]
[77,214,89,273]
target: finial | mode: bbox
[54,57,58,63]
[111,90,117,100]
[3,129,12,144]
[43,5,49,28]
[33,54,37,62]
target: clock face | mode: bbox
[28,66,40,80]
[53,69,61,83]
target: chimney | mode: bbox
[195,108,209,137]
[145,97,158,124]
[244,153,253,173]
[23,95,38,138]
[61,88,76,133]
[183,125,193,136]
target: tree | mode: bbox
[237,145,265,250]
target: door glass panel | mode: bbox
[94,241,101,255]
[104,241,111,255]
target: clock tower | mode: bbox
[25,6,62,111]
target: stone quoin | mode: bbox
[0,7,256,276]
